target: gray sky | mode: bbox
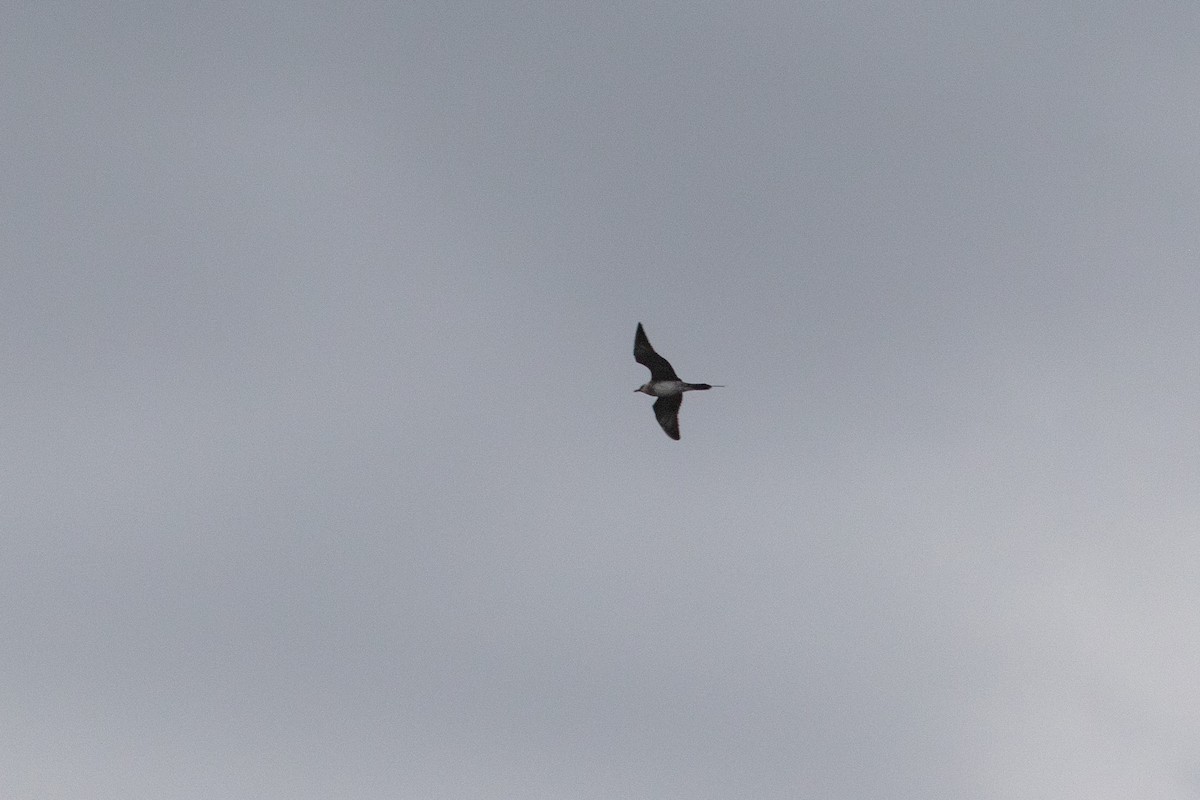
[4,3,1200,798]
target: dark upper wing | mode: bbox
[652,394,682,440]
[634,323,679,381]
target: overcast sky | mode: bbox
[4,3,1200,798]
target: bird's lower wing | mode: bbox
[653,395,682,440]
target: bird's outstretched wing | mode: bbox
[634,323,679,382]
[653,395,682,440]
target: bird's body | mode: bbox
[637,379,688,397]
[632,323,721,440]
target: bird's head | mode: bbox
[635,382,653,395]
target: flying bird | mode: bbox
[633,322,722,440]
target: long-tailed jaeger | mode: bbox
[633,322,722,440]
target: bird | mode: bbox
[633,322,722,440]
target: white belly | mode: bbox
[650,380,685,397]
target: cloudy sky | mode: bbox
[5,3,1200,798]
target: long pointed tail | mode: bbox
[684,383,723,391]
